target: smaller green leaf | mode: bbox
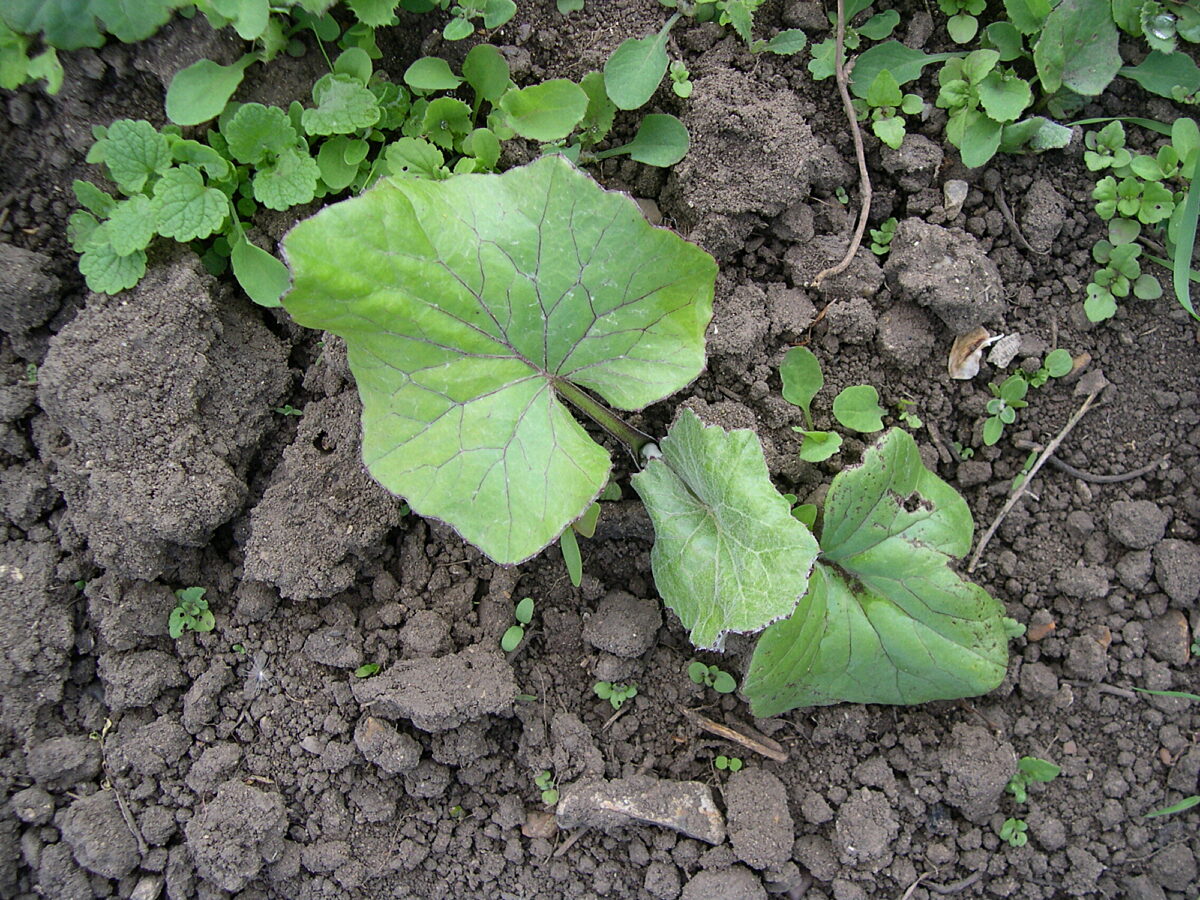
[231,234,289,308]
[561,525,583,586]
[304,73,381,136]
[832,385,885,432]
[798,430,843,462]
[760,29,807,55]
[152,166,228,241]
[463,43,510,102]
[499,79,588,142]
[166,55,255,127]
[779,346,823,422]
[404,56,463,93]
[501,625,524,652]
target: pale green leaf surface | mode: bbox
[632,410,819,650]
[303,73,381,136]
[252,146,320,210]
[151,165,228,241]
[744,428,1010,714]
[282,155,715,563]
[99,119,171,193]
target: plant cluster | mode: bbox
[500,596,535,652]
[983,349,1073,446]
[169,586,214,639]
[593,681,637,710]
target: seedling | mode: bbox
[687,661,737,694]
[715,755,743,772]
[284,156,1019,716]
[998,816,1028,847]
[500,596,535,652]
[593,681,637,710]
[1006,756,1061,804]
[869,217,898,256]
[534,769,559,806]
[169,587,215,639]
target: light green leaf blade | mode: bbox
[632,410,819,650]
[166,56,254,127]
[744,428,1010,714]
[152,165,228,241]
[105,195,156,255]
[282,155,715,564]
[252,146,320,210]
[98,119,172,194]
[498,79,588,143]
[223,102,299,165]
[303,73,381,136]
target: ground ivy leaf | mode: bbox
[224,102,299,165]
[743,428,1011,714]
[303,73,381,136]
[105,195,156,254]
[632,410,819,650]
[282,155,715,564]
[98,119,172,193]
[151,165,228,241]
[253,146,320,210]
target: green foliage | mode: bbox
[869,217,898,255]
[593,680,637,709]
[715,755,743,771]
[534,770,559,805]
[501,596,536,652]
[1006,756,1061,803]
[169,586,215,639]
[687,661,737,693]
[982,350,1071,445]
[999,817,1029,847]
[284,156,715,564]
[742,428,1016,715]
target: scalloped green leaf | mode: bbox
[282,155,716,564]
[743,428,1011,715]
[632,410,819,650]
[152,165,228,241]
[303,73,381,136]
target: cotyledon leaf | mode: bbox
[743,428,1012,715]
[282,155,715,564]
[632,409,819,650]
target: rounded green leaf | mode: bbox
[404,57,463,92]
[283,156,715,564]
[744,428,1011,714]
[632,410,820,650]
[832,385,885,432]
[499,79,588,142]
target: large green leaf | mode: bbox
[632,410,818,650]
[743,428,1012,714]
[283,155,715,563]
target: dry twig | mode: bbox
[968,390,1100,572]
[811,0,873,288]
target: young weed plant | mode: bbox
[282,154,1022,716]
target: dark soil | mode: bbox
[2,1,1199,898]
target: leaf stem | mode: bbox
[553,378,657,462]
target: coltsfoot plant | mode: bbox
[282,154,1021,715]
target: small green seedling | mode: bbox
[869,217,898,255]
[593,681,637,710]
[669,60,693,99]
[715,755,743,772]
[1006,756,1061,804]
[534,769,559,805]
[998,816,1028,847]
[169,586,214,639]
[500,596,535,652]
[687,661,737,693]
[353,662,381,678]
